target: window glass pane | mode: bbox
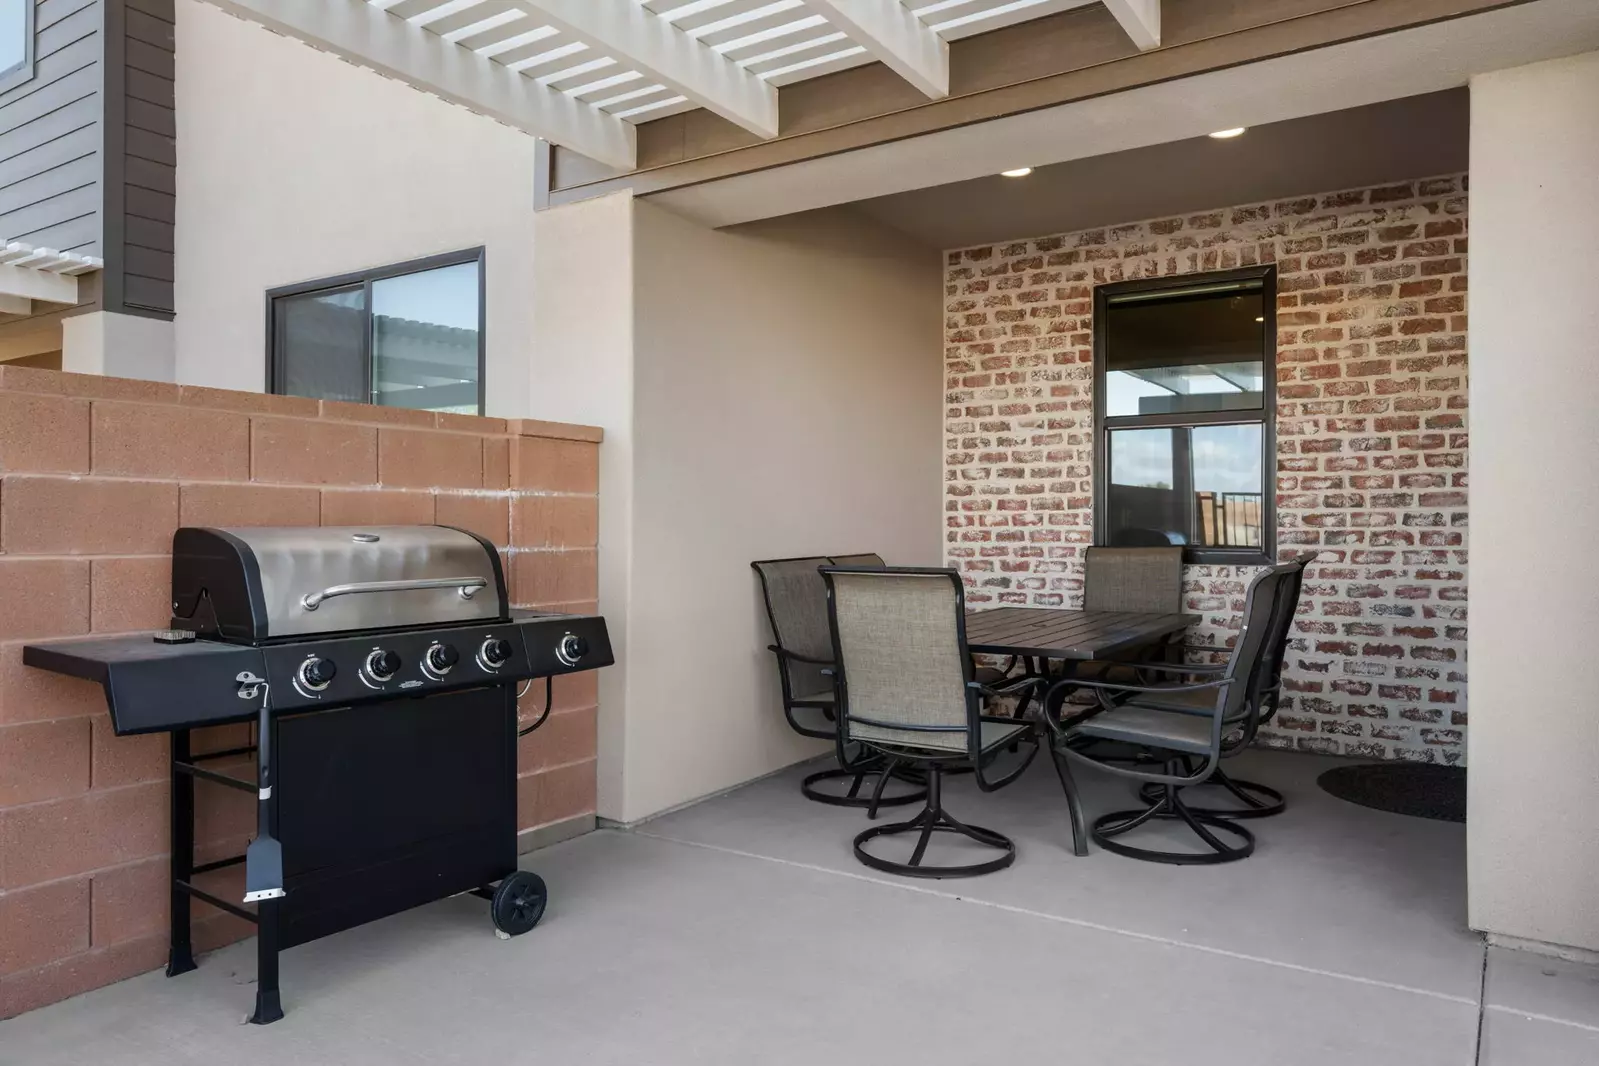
[1106,424,1264,550]
[1192,423,1264,549]
[275,286,366,404]
[1104,286,1265,417]
[371,261,480,414]
[0,0,26,75]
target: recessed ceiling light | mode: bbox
[1209,127,1247,139]
[1255,316,1265,323]
[1000,167,1033,178]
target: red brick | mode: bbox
[176,384,319,418]
[0,392,90,474]
[0,718,92,805]
[319,488,435,526]
[0,558,90,640]
[511,437,599,494]
[0,932,166,1020]
[91,714,168,789]
[0,366,179,404]
[0,877,89,977]
[90,556,171,633]
[178,482,320,527]
[517,706,597,772]
[434,493,510,547]
[89,857,169,948]
[510,550,597,607]
[1,477,178,555]
[482,437,510,489]
[436,412,507,434]
[92,402,249,480]
[0,641,106,725]
[318,399,434,428]
[378,429,484,489]
[251,417,378,486]
[0,782,166,890]
[516,758,596,830]
[512,495,598,549]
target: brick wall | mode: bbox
[0,366,601,1018]
[944,175,1468,763]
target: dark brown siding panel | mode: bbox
[0,0,103,259]
[104,0,174,318]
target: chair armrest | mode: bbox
[767,645,834,666]
[1056,676,1233,697]
[1122,660,1227,675]
[966,677,1045,701]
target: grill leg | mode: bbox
[166,729,197,978]
[249,712,284,1025]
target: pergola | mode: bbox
[205,0,1162,169]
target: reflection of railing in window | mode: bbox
[1195,492,1263,548]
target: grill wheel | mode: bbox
[491,871,548,937]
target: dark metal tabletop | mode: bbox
[964,607,1197,660]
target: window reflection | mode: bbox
[1106,424,1263,549]
[371,262,481,414]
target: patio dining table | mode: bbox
[964,607,1197,668]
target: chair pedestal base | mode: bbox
[1137,768,1286,820]
[1094,782,1255,866]
[852,767,1014,879]
[802,765,925,809]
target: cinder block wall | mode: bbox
[944,175,1468,763]
[0,367,601,1017]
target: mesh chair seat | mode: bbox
[1083,547,1184,614]
[1128,686,1212,715]
[793,689,835,706]
[1073,705,1213,755]
[873,719,1030,761]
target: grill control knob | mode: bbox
[426,643,460,675]
[479,637,513,670]
[557,633,589,667]
[365,649,402,682]
[298,656,336,692]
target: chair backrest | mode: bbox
[751,557,836,696]
[1083,546,1185,613]
[821,567,972,753]
[828,553,885,568]
[1209,563,1298,732]
[1251,552,1317,718]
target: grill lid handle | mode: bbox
[300,577,488,612]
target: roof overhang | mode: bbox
[0,243,102,317]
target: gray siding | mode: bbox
[104,0,173,316]
[0,0,104,256]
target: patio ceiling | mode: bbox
[204,0,1161,169]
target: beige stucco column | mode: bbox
[1468,48,1599,955]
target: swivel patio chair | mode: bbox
[820,566,1041,878]
[1134,552,1317,820]
[1039,563,1295,864]
[752,555,924,809]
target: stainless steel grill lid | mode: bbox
[171,525,507,643]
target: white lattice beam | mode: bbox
[204,0,637,167]
[803,0,948,98]
[511,1,779,138]
[1103,0,1160,51]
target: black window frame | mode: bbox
[1092,265,1277,567]
[265,247,487,415]
[0,0,35,92]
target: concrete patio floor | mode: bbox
[3,749,1596,1065]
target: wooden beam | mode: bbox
[803,0,948,98]
[1102,0,1160,51]
[203,0,636,168]
[510,0,779,139]
[0,262,77,305]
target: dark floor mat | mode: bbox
[1317,762,1466,823]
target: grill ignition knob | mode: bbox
[426,643,460,674]
[557,633,589,667]
[299,656,337,691]
[479,637,513,670]
[365,649,402,682]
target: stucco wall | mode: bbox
[1467,49,1599,952]
[621,202,944,822]
[171,0,537,415]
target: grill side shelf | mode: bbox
[23,636,269,736]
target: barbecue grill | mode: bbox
[23,525,613,1024]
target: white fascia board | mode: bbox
[1103,0,1160,51]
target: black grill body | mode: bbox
[23,525,613,1024]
